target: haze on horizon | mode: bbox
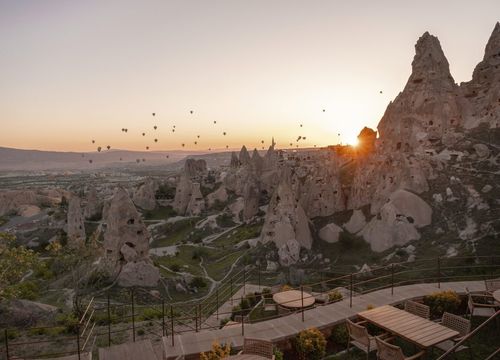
[1,0,499,152]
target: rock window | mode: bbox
[127,218,135,225]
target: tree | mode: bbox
[0,232,41,300]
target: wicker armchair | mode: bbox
[375,336,425,360]
[346,318,378,360]
[485,278,500,295]
[237,338,275,359]
[466,289,496,319]
[404,300,430,319]
[434,312,471,356]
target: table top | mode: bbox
[493,289,500,303]
[358,305,459,349]
[272,289,315,308]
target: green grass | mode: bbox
[205,250,246,281]
[212,223,262,249]
[150,217,200,248]
[0,216,8,227]
[153,245,204,276]
[143,206,177,220]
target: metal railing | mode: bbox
[1,254,499,359]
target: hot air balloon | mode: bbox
[226,145,229,149]
[289,143,293,146]
[172,129,175,132]
[182,143,185,147]
[300,124,303,127]
[223,132,226,136]
[194,141,197,145]
[124,129,128,132]
[146,146,149,150]
[322,109,325,112]
[208,148,211,151]
[190,110,193,114]
[154,125,157,130]
[379,90,383,94]
[142,158,146,162]
[92,140,95,144]
[107,145,111,150]
[120,157,122,161]
[197,135,200,138]
[142,133,146,136]
[152,112,156,116]
[136,159,140,163]
[166,155,169,158]
[154,139,158,143]
[213,121,217,124]
[89,159,93,164]
[97,146,102,152]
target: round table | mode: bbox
[272,290,315,309]
[493,289,500,303]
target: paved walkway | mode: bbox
[162,280,485,360]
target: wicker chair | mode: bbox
[346,318,378,360]
[485,278,500,295]
[434,312,471,356]
[375,336,425,360]
[466,289,496,319]
[237,338,275,359]
[404,300,430,319]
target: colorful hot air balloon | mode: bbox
[97,146,102,152]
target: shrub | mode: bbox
[216,213,236,228]
[281,284,293,291]
[294,327,326,360]
[137,329,145,336]
[330,324,349,348]
[423,290,461,318]
[219,318,230,328]
[239,298,250,311]
[328,289,343,303]
[170,263,181,272]
[274,347,284,360]
[200,341,231,360]
[56,312,79,334]
[190,276,207,288]
[140,308,162,321]
[262,287,272,299]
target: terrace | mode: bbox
[1,255,499,360]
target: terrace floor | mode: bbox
[161,280,486,359]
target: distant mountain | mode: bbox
[0,147,212,171]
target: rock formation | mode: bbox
[84,187,101,219]
[133,179,158,210]
[103,187,159,287]
[184,158,207,178]
[206,186,228,208]
[242,176,260,220]
[461,22,500,129]
[173,175,193,214]
[260,181,312,265]
[359,190,432,252]
[186,183,206,216]
[377,32,470,152]
[67,196,86,247]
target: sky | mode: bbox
[0,1,499,152]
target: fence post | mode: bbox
[195,305,199,332]
[241,316,245,336]
[301,285,305,322]
[437,257,441,289]
[162,299,166,337]
[258,263,261,289]
[107,293,111,346]
[170,305,174,347]
[349,273,353,308]
[216,288,219,320]
[131,289,136,342]
[198,304,202,330]
[243,268,246,295]
[391,263,394,296]
[5,329,9,360]
[76,323,81,360]
[230,275,234,305]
